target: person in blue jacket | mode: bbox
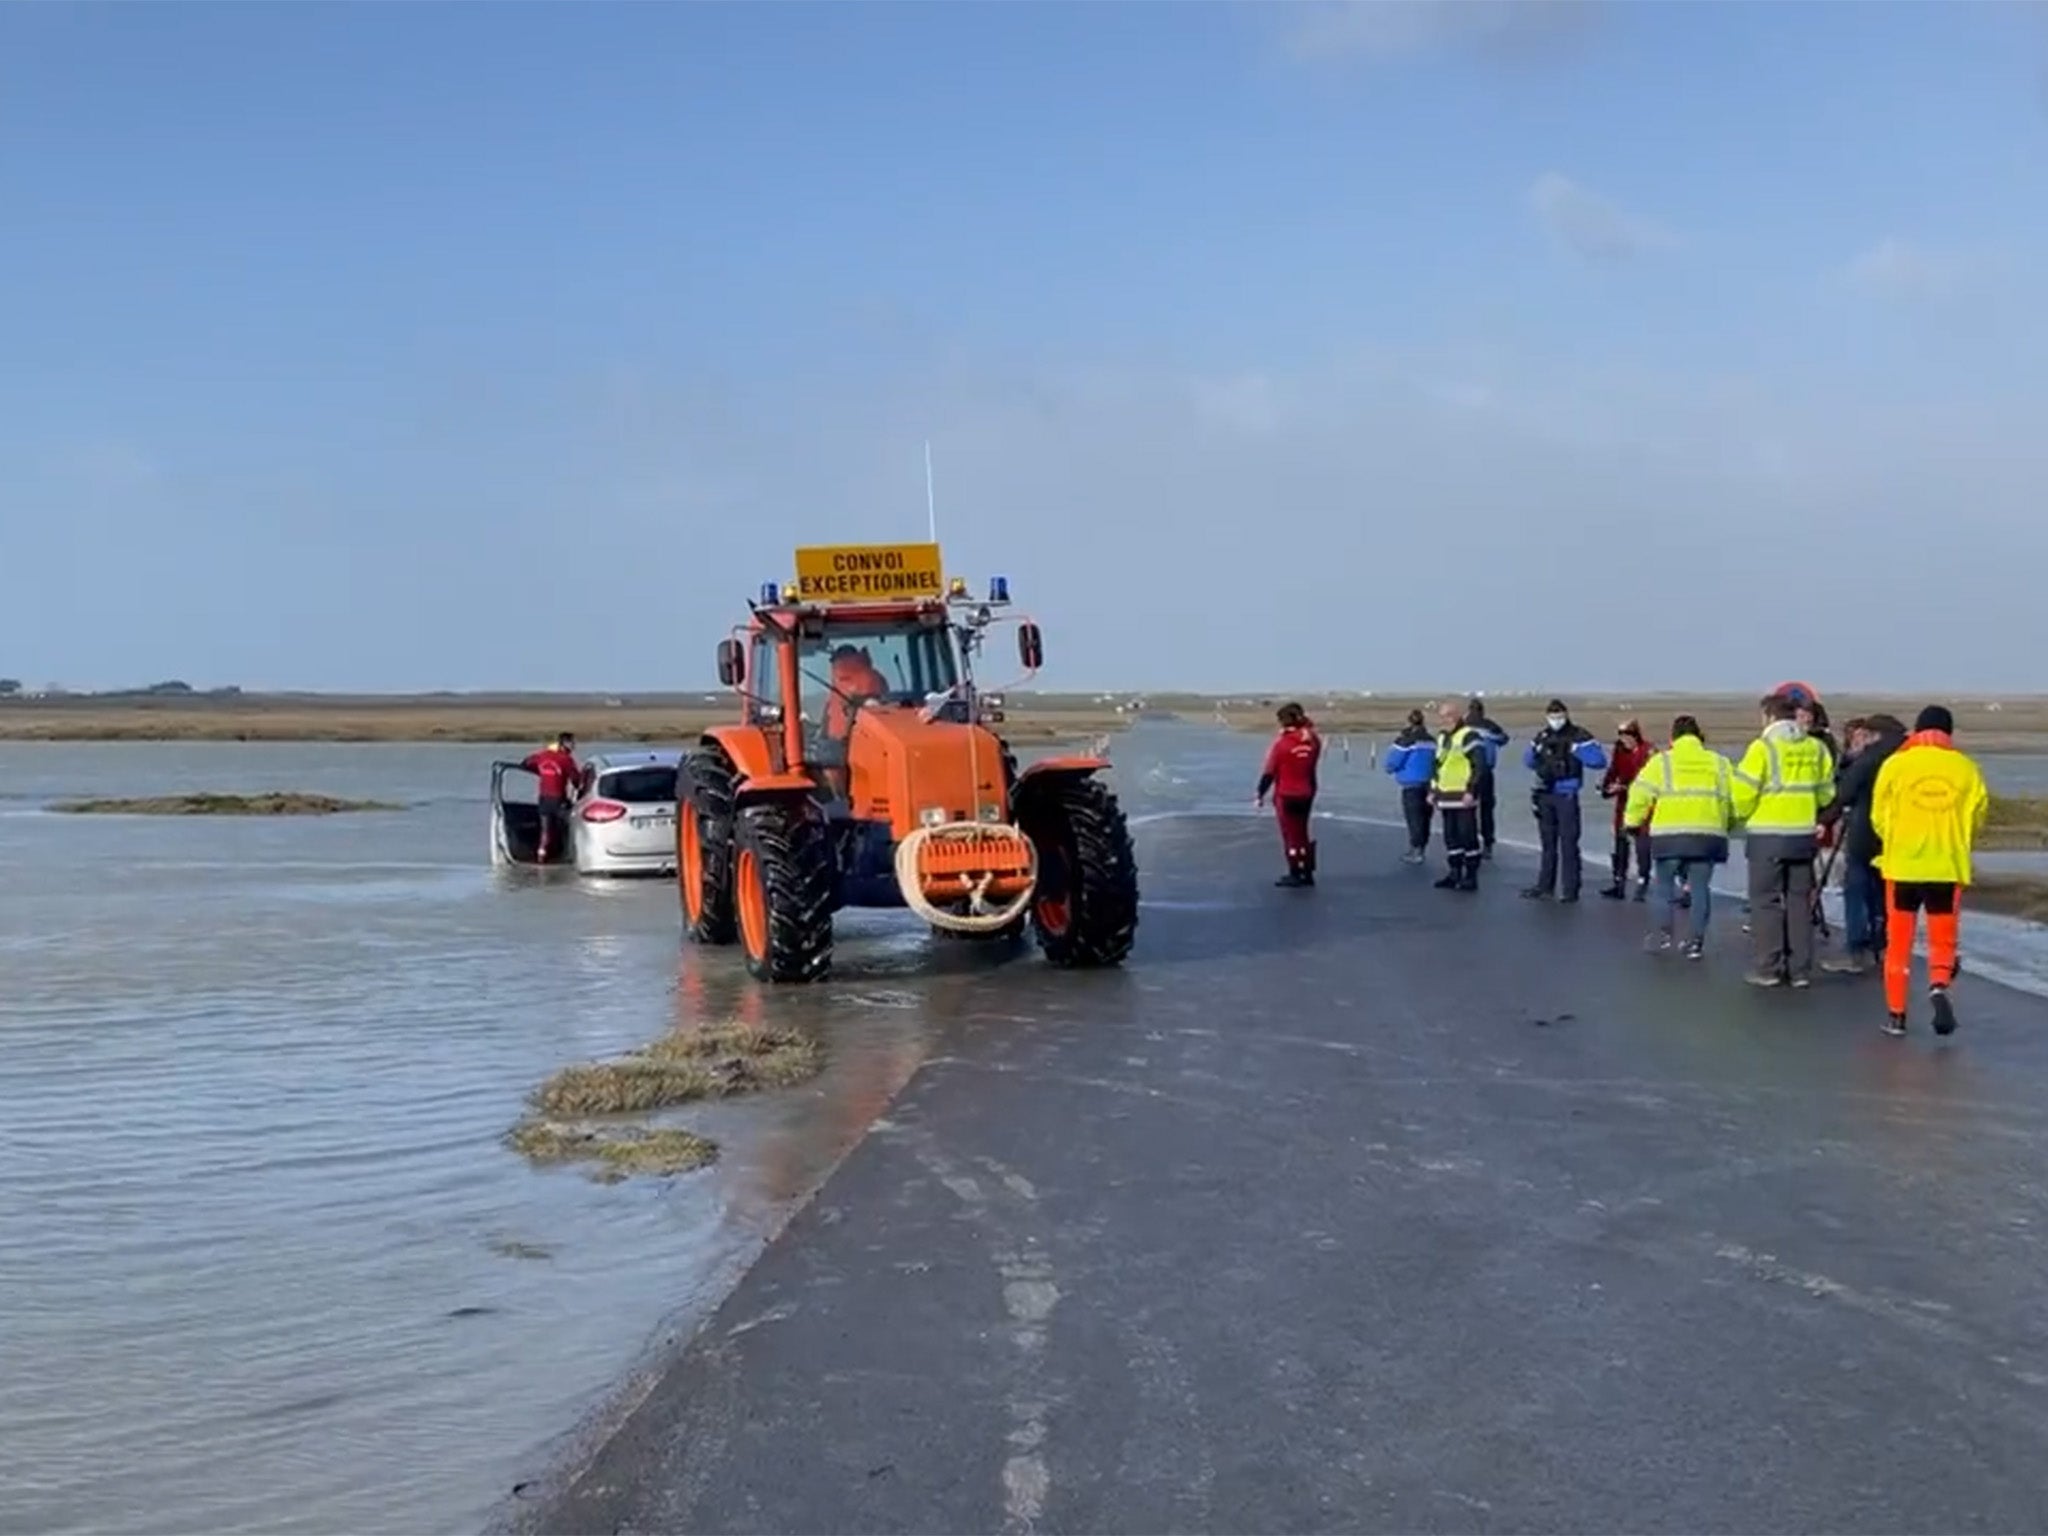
[1521,698,1609,902]
[1383,709,1438,864]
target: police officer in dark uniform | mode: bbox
[1521,699,1608,902]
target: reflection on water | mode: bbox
[4,725,2047,1534]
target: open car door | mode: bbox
[491,759,556,865]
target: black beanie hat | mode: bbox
[1914,705,1955,735]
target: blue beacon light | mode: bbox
[989,576,1010,603]
[759,580,780,605]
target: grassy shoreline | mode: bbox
[1973,876,2048,925]
[0,698,1126,745]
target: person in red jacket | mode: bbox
[522,731,589,863]
[1598,719,1655,900]
[1255,702,1323,887]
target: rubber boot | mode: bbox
[1302,842,1317,887]
[1434,861,1462,890]
[1275,854,1305,887]
[1458,857,1479,892]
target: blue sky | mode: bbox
[3,0,2045,694]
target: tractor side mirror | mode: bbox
[716,639,745,688]
[1018,622,1044,671]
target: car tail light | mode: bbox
[580,799,627,823]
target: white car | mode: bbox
[570,751,683,877]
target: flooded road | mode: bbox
[4,721,2047,1534]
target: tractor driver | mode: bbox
[824,644,890,740]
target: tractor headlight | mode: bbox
[979,804,1002,823]
[919,806,946,827]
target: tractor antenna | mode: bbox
[924,438,937,545]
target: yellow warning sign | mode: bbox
[793,542,945,602]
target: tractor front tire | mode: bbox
[733,800,835,983]
[679,748,738,945]
[1020,776,1139,968]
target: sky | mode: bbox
[3,0,2047,696]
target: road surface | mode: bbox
[520,813,2048,1534]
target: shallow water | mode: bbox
[4,723,2046,1534]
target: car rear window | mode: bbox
[598,766,677,804]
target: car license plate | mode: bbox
[631,813,675,829]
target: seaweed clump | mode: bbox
[51,792,403,816]
[531,1024,821,1117]
[506,1121,718,1184]
[506,1023,823,1184]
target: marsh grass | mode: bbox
[1970,875,2048,925]
[0,699,1124,745]
[1982,795,2048,850]
[50,792,404,816]
[508,1023,824,1183]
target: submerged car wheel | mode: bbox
[678,748,738,945]
[733,800,835,984]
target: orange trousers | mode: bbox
[1883,880,1960,1016]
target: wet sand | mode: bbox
[523,811,2048,1535]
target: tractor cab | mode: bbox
[716,564,1039,780]
[730,601,970,776]
[677,542,1135,984]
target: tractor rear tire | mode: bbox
[1020,776,1139,968]
[679,747,738,946]
[733,800,835,983]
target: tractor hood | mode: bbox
[846,706,1010,836]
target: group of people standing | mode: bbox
[1385,697,1610,899]
[1255,686,1991,1038]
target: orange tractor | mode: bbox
[675,544,1139,983]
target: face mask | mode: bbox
[1546,715,1566,731]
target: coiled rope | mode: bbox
[895,821,1038,933]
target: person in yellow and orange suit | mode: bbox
[1870,705,1988,1039]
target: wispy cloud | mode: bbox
[1841,237,1994,302]
[1281,0,1601,64]
[1525,172,1676,262]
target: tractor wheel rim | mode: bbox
[680,812,704,921]
[737,848,769,960]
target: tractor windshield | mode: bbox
[796,621,961,735]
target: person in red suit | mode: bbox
[1255,702,1323,888]
[1598,719,1655,900]
[522,731,589,863]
